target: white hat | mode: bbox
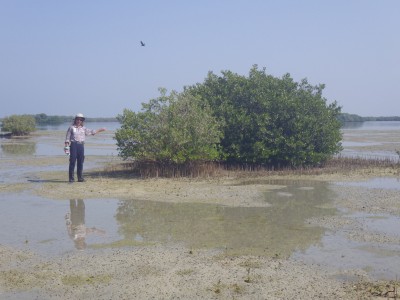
[75,113,85,120]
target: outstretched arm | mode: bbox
[95,128,106,134]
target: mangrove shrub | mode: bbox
[1,114,36,136]
[115,89,222,164]
[186,65,343,166]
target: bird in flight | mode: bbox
[140,41,145,46]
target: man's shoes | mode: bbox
[69,179,74,183]
[78,178,85,182]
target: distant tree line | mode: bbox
[33,113,117,125]
[338,113,400,123]
[84,117,118,122]
[0,113,118,126]
[34,113,69,125]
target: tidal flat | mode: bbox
[1,124,400,299]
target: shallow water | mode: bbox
[335,177,400,190]
[0,180,335,258]
[292,177,400,280]
[1,122,400,281]
[0,194,119,256]
[342,121,400,130]
[113,180,336,258]
[0,122,119,157]
[293,209,400,280]
[1,178,399,280]
[340,121,400,159]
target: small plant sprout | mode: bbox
[244,267,251,283]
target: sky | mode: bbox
[1,0,399,118]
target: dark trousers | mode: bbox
[69,142,85,181]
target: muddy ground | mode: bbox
[1,159,400,299]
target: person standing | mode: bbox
[65,113,106,182]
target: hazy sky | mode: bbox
[1,0,399,118]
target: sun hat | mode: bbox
[75,113,85,120]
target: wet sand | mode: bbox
[1,163,400,299]
[1,124,400,299]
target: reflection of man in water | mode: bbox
[65,199,105,250]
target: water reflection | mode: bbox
[65,199,106,250]
[114,180,337,257]
[1,141,36,155]
[1,180,398,279]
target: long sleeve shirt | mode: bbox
[65,125,96,144]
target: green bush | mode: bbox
[117,66,343,168]
[115,89,222,164]
[186,65,343,167]
[1,114,36,136]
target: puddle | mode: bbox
[1,177,399,280]
[350,212,400,240]
[335,177,400,190]
[0,178,399,280]
[292,212,400,280]
[292,232,400,280]
[113,185,335,257]
[0,180,336,258]
[0,194,119,256]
